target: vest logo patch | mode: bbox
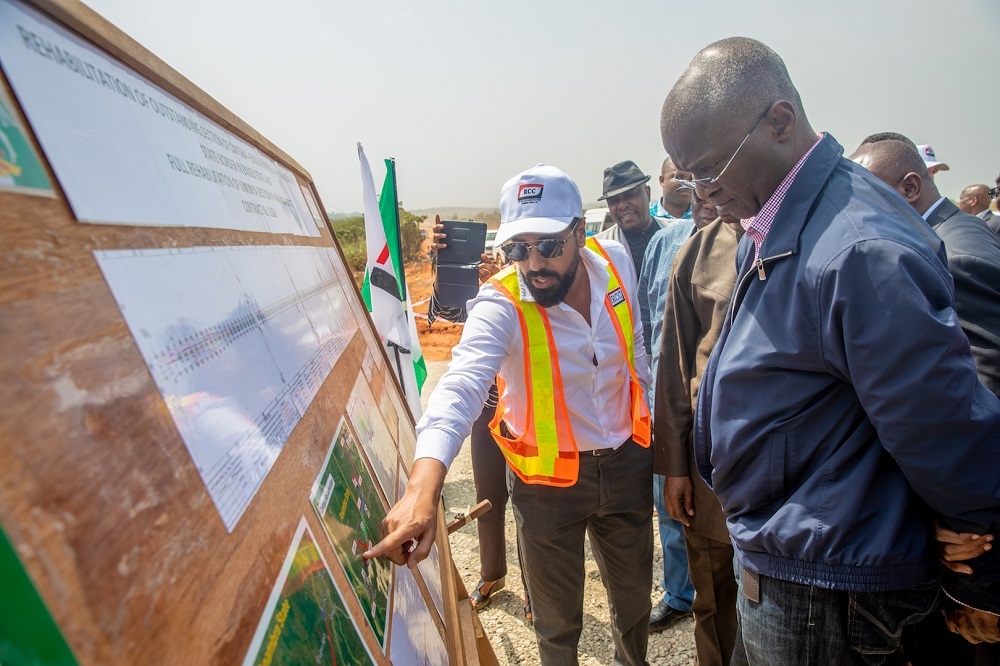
[518,183,543,203]
[608,287,625,307]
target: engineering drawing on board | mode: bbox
[94,245,358,530]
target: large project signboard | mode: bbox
[0,0,480,662]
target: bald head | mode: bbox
[849,139,940,215]
[658,37,817,220]
[661,37,807,141]
[958,184,991,215]
[861,132,917,151]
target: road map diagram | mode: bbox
[310,418,392,650]
[94,245,358,530]
[243,518,376,666]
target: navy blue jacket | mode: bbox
[694,135,1000,601]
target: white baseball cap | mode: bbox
[917,144,950,171]
[495,164,583,247]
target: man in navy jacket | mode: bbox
[660,37,1000,663]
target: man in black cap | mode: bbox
[596,160,673,272]
[596,160,682,356]
[596,159,697,633]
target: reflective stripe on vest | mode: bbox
[488,237,651,487]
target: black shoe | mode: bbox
[649,599,690,633]
[470,577,505,611]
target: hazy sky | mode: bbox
[79,0,999,213]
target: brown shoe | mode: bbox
[470,577,505,611]
[524,598,532,624]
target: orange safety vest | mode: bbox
[487,237,651,487]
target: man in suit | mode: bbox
[958,183,1000,235]
[852,139,1000,397]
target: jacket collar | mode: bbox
[925,197,961,230]
[756,133,844,258]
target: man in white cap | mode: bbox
[367,164,655,665]
[917,143,950,179]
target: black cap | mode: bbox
[598,160,651,201]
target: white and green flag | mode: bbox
[357,144,426,420]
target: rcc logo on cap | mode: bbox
[923,147,936,159]
[518,183,544,204]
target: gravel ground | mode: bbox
[421,361,697,665]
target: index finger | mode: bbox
[363,527,418,565]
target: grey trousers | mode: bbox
[507,440,653,666]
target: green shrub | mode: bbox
[331,207,426,284]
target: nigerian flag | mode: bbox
[357,144,426,420]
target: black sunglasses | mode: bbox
[990,186,999,200]
[501,219,580,262]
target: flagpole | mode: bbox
[386,340,407,387]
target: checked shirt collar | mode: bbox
[741,134,824,260]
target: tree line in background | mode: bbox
[330,205,425,283]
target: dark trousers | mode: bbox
[734,559,939,666]
[508,440,653,666]
[684,527,738,666]
[902,606,1000,666]
[470,384,508,581]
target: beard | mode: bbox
[524,250,580,308]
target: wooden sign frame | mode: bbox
[0,0,491,663]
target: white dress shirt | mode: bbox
[922,196,947,221]
[414,240,651,468]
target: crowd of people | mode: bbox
[366,37,1000,666]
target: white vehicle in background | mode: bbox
[486,229,508,266]
[584,207,613,236]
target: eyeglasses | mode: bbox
[989,186,999,200]
[501,219,580,262]
[672,106,771,191]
